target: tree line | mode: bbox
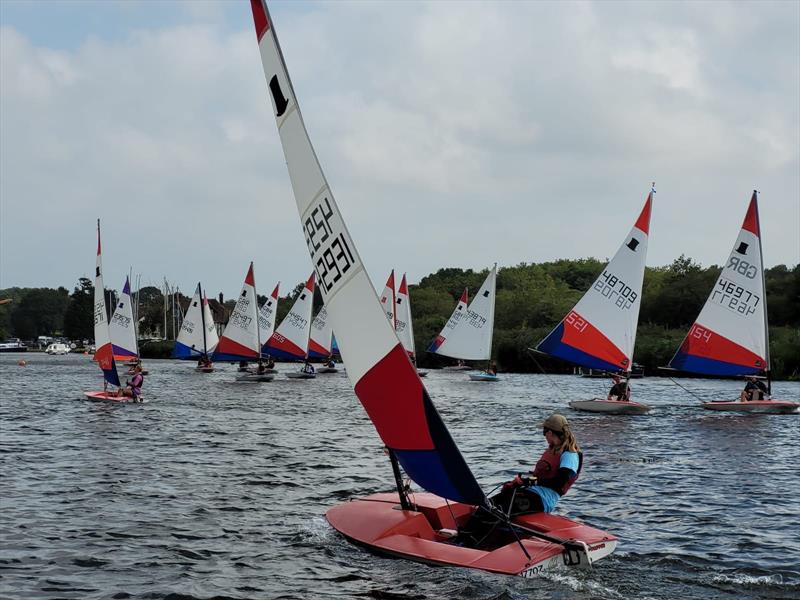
[1,257,797,378]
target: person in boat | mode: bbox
[265,356,275,369]
[487,361,497,376]
[302,361,315,375]
[607,374,630,402]
[198,355,212,369]
[491,413,582,516]
[325,355,336,369]
[740,376,768,402]
[115,365,144,400]
[256,360,268,375]
[238,360,250,371]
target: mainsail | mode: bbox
[428,288,468,353]
[668,192,768,375]
[213,262,261,362]
[250,0,486,505]
[109,276,138,362]
[537,192,652,372]
[258,282,280,357]
[378,271,396,328]
[93,220,120,387]
[395,273,416,359]
[429,266,497,361]
[174,283,218,359]
[264,273,315,360]
[308,305,333,358]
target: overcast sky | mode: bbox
[1,0,798,299]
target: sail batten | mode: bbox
[536,192,653,372]
[668,192,768,375]
[250,0,486,506]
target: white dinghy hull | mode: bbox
[702,400,799,414]
[569,398,650,415]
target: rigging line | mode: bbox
[667,377,706,403]
[527,348,570,403]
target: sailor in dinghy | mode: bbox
[250,0,616,576]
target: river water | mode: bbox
[1,353,798,599]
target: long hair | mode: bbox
[553,425,580,454]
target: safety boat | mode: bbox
[535,189,654,415]
[250,0,615,575]
[667,192,800,415]
[429,267,499,381]
[174,283,219,372]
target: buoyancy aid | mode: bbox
[532,448,583,496]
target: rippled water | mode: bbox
[1,353,798,599]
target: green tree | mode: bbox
[63,278,94,340]
[10,287,69,339]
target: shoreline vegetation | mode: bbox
[2,256,797,379]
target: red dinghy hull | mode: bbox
[326,492,616,576]
[702,399,800,414]
[570,398,650,415]
[83,390,143,403]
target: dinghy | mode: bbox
[250,0,615,574]
[429,267,499,381]
[668,192,799,414]
[109,276,146,374]
[535,189,654,414]
[309,306,338,372]
[83,220,139,402]
[174,284,219,372]
[395,273,427,377]
[255,282,280,373]
[263,274,316,379]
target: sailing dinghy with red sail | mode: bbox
[668,192,799,414]
[263,274,316,379]
[535,190,653,414]
[84,220,136,402]
[174,284,219,372]
[250,0,615,575]
[309,305,338,373]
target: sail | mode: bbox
[264,273,315,360]
[93,220,120,387]
[213,262,261,362]
[250,0,486,506]
[668,192,768,375]
[395,273,415,359]
[428,288,468,353]
[378,270,396,328]
[109,276,138,361]
[537,193,653,372]
[174,284,211,358]
[429,267,496,361]
[258,282,280,357]
[202,293,219,354]
[308,305,333,358]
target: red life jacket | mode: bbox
[532,448,582,495]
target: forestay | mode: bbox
[93,220,120,387]
[213,263,261,362]
[109,276,138,362]
[395,273,416,359]
[250,0,486,506]
[174,284,218,359]
[669,192,768,375]
[264,273,315,360]
[537,192,652,372]
[308,305,333,358]
[429,266,496,361]
[258,282,280,357]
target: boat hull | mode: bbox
[83,390,144,403]
[286,372,316,379]
[469,373,499,382]
[326,492,616,576]
[236,373,275,382]
[317,367,339,373]
[417,370,429,378]
[569,398,651,414]
[702,400,800,414]
[195,366,214,373]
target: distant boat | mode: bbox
[309,305,338,372]
[536,190,653,415]
[256,281,280,371]
[667,192,799,414]
[0,338,27,352]
[46,342,71,355]
[263,274,316,378]
[173,283,219,372]
[250,0,614,574]
[429,266,499,381]
[395,273,426,377]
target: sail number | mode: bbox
[593,270,637,310]
[110,313,132,328]
[464,309,487,329]
[689,324,712,343]
[93,301,106,326]
[727,256,757,279]
[303,196,358,295]
[711,278,759,316]
[565,311,588,333]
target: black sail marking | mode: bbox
[627,238,640,251]
[269,75,289,116]
[736,242,749,255]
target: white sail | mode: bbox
[264,274,315,360]
[668,192,768,375]
[258,282,280,351]
[536,193,652,372]
[378,270,396,328]
[395,273,415,358]
[309,305,333,357]
[175,284,212,358]
[202,293,219,353]
[92,220,120,386]
[109,276,138,361]
[214,262,260,361]
[430,266,496,361]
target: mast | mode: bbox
[253,262,261,360]
[754,191,772,394]
[387,448,412,510]
[199,283,208,357]
[487,263,497,371]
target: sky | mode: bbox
[1,0,798,299]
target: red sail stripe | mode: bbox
[741,193,760,237]
[216,337,259,359]
[634,193,653,235]
[561,312,628,370]
[680,323,765,369]
[250,0,270,42]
